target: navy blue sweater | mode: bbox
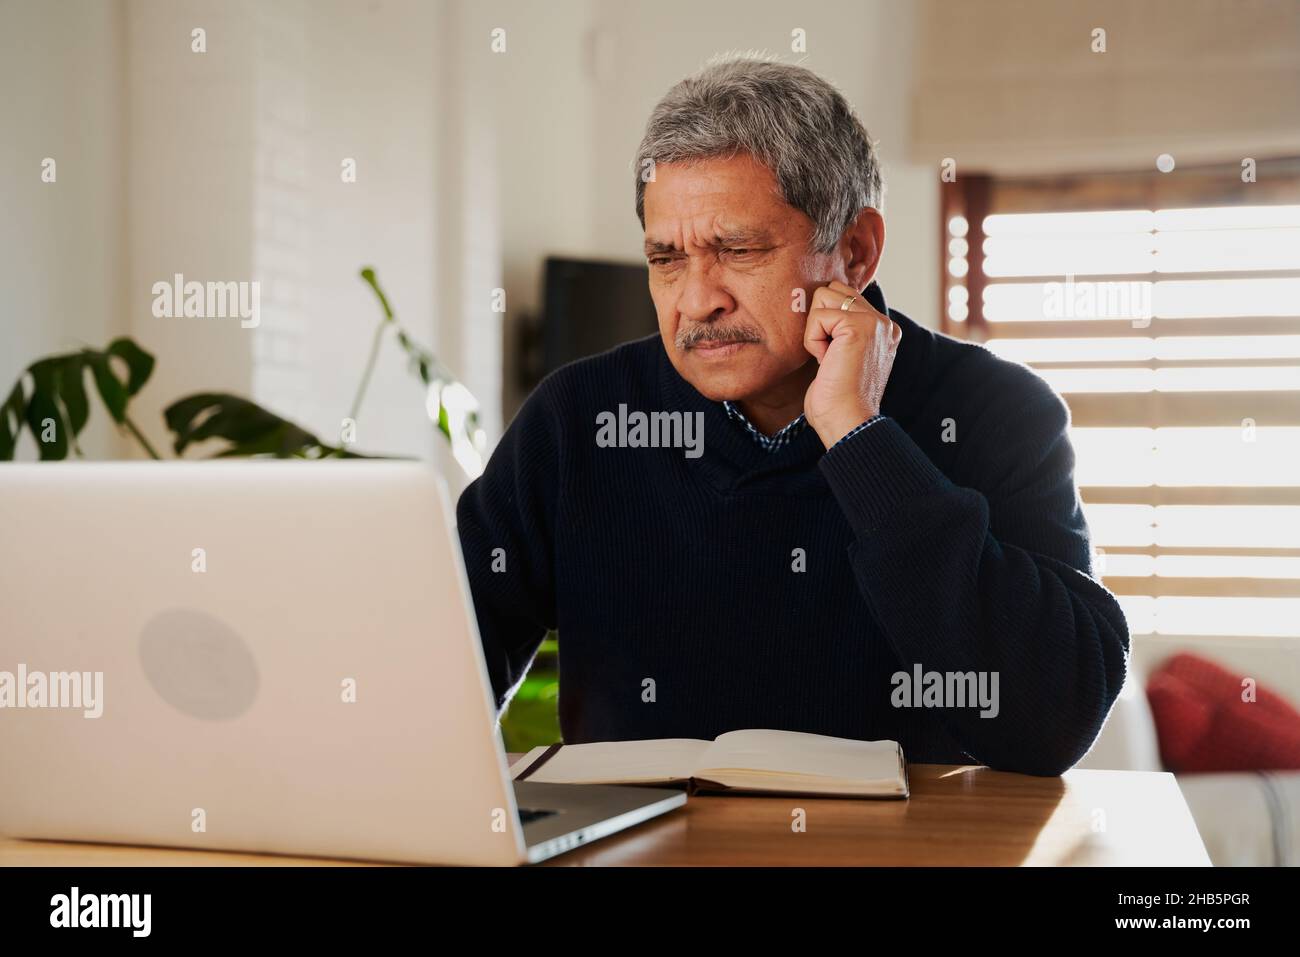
[456,283,1130,776]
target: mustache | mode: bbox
[675,324,762,350]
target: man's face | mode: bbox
[643,153,837,403]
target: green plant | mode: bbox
[0,337,158,460]
[500,636,561,752]
[0,267,483,463]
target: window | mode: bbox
[940,160,1300,641]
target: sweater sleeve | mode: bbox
[455,385,562,715]
[817,386,1130,776]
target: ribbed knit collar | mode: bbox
[656,280,931,493]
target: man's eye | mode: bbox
[649,257,678,267]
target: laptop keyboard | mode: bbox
[517,807,559,825]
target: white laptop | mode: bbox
[0,461,684,864]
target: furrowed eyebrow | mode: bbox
[644,240,680,255]
[712,230,771,248]
[643,231,772,255]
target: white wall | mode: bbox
[480,0,599,417]
[432,0,507,475]
[2,0,500,488]
[125,0,494,470]
[911,0,1300,173]
[124,0,259,458]
[288,0,444,459]
[0,0,127,459]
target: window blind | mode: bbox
[941,170,1300,642]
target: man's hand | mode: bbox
[802,280,901,448]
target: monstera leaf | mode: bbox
[1,267,474,468]
[0,339,359,461]
[0,338,157,460]
[164,393,364,459]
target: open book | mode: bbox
[510,729,908,799]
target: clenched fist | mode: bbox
[802,280,901,448]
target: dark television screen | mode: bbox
[542,257,659,374]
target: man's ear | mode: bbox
[840,207,885,289]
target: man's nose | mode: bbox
[676,258,734,324]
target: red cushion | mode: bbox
[1146,652,1300,772]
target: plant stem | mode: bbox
[350,268,397,424]
[349,317,388,424]
[124,415,162,460]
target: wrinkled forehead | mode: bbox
[642,157,807,251]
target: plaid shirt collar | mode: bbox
[721,401,808,452]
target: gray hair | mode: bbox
[634,54,883,253]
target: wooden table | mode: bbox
[0,758,1209,866]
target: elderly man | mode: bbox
[457,56,1129,776]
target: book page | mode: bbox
[695,729,902,788]
[511,738,711,785]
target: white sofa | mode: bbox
[1076,635,1300,866]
